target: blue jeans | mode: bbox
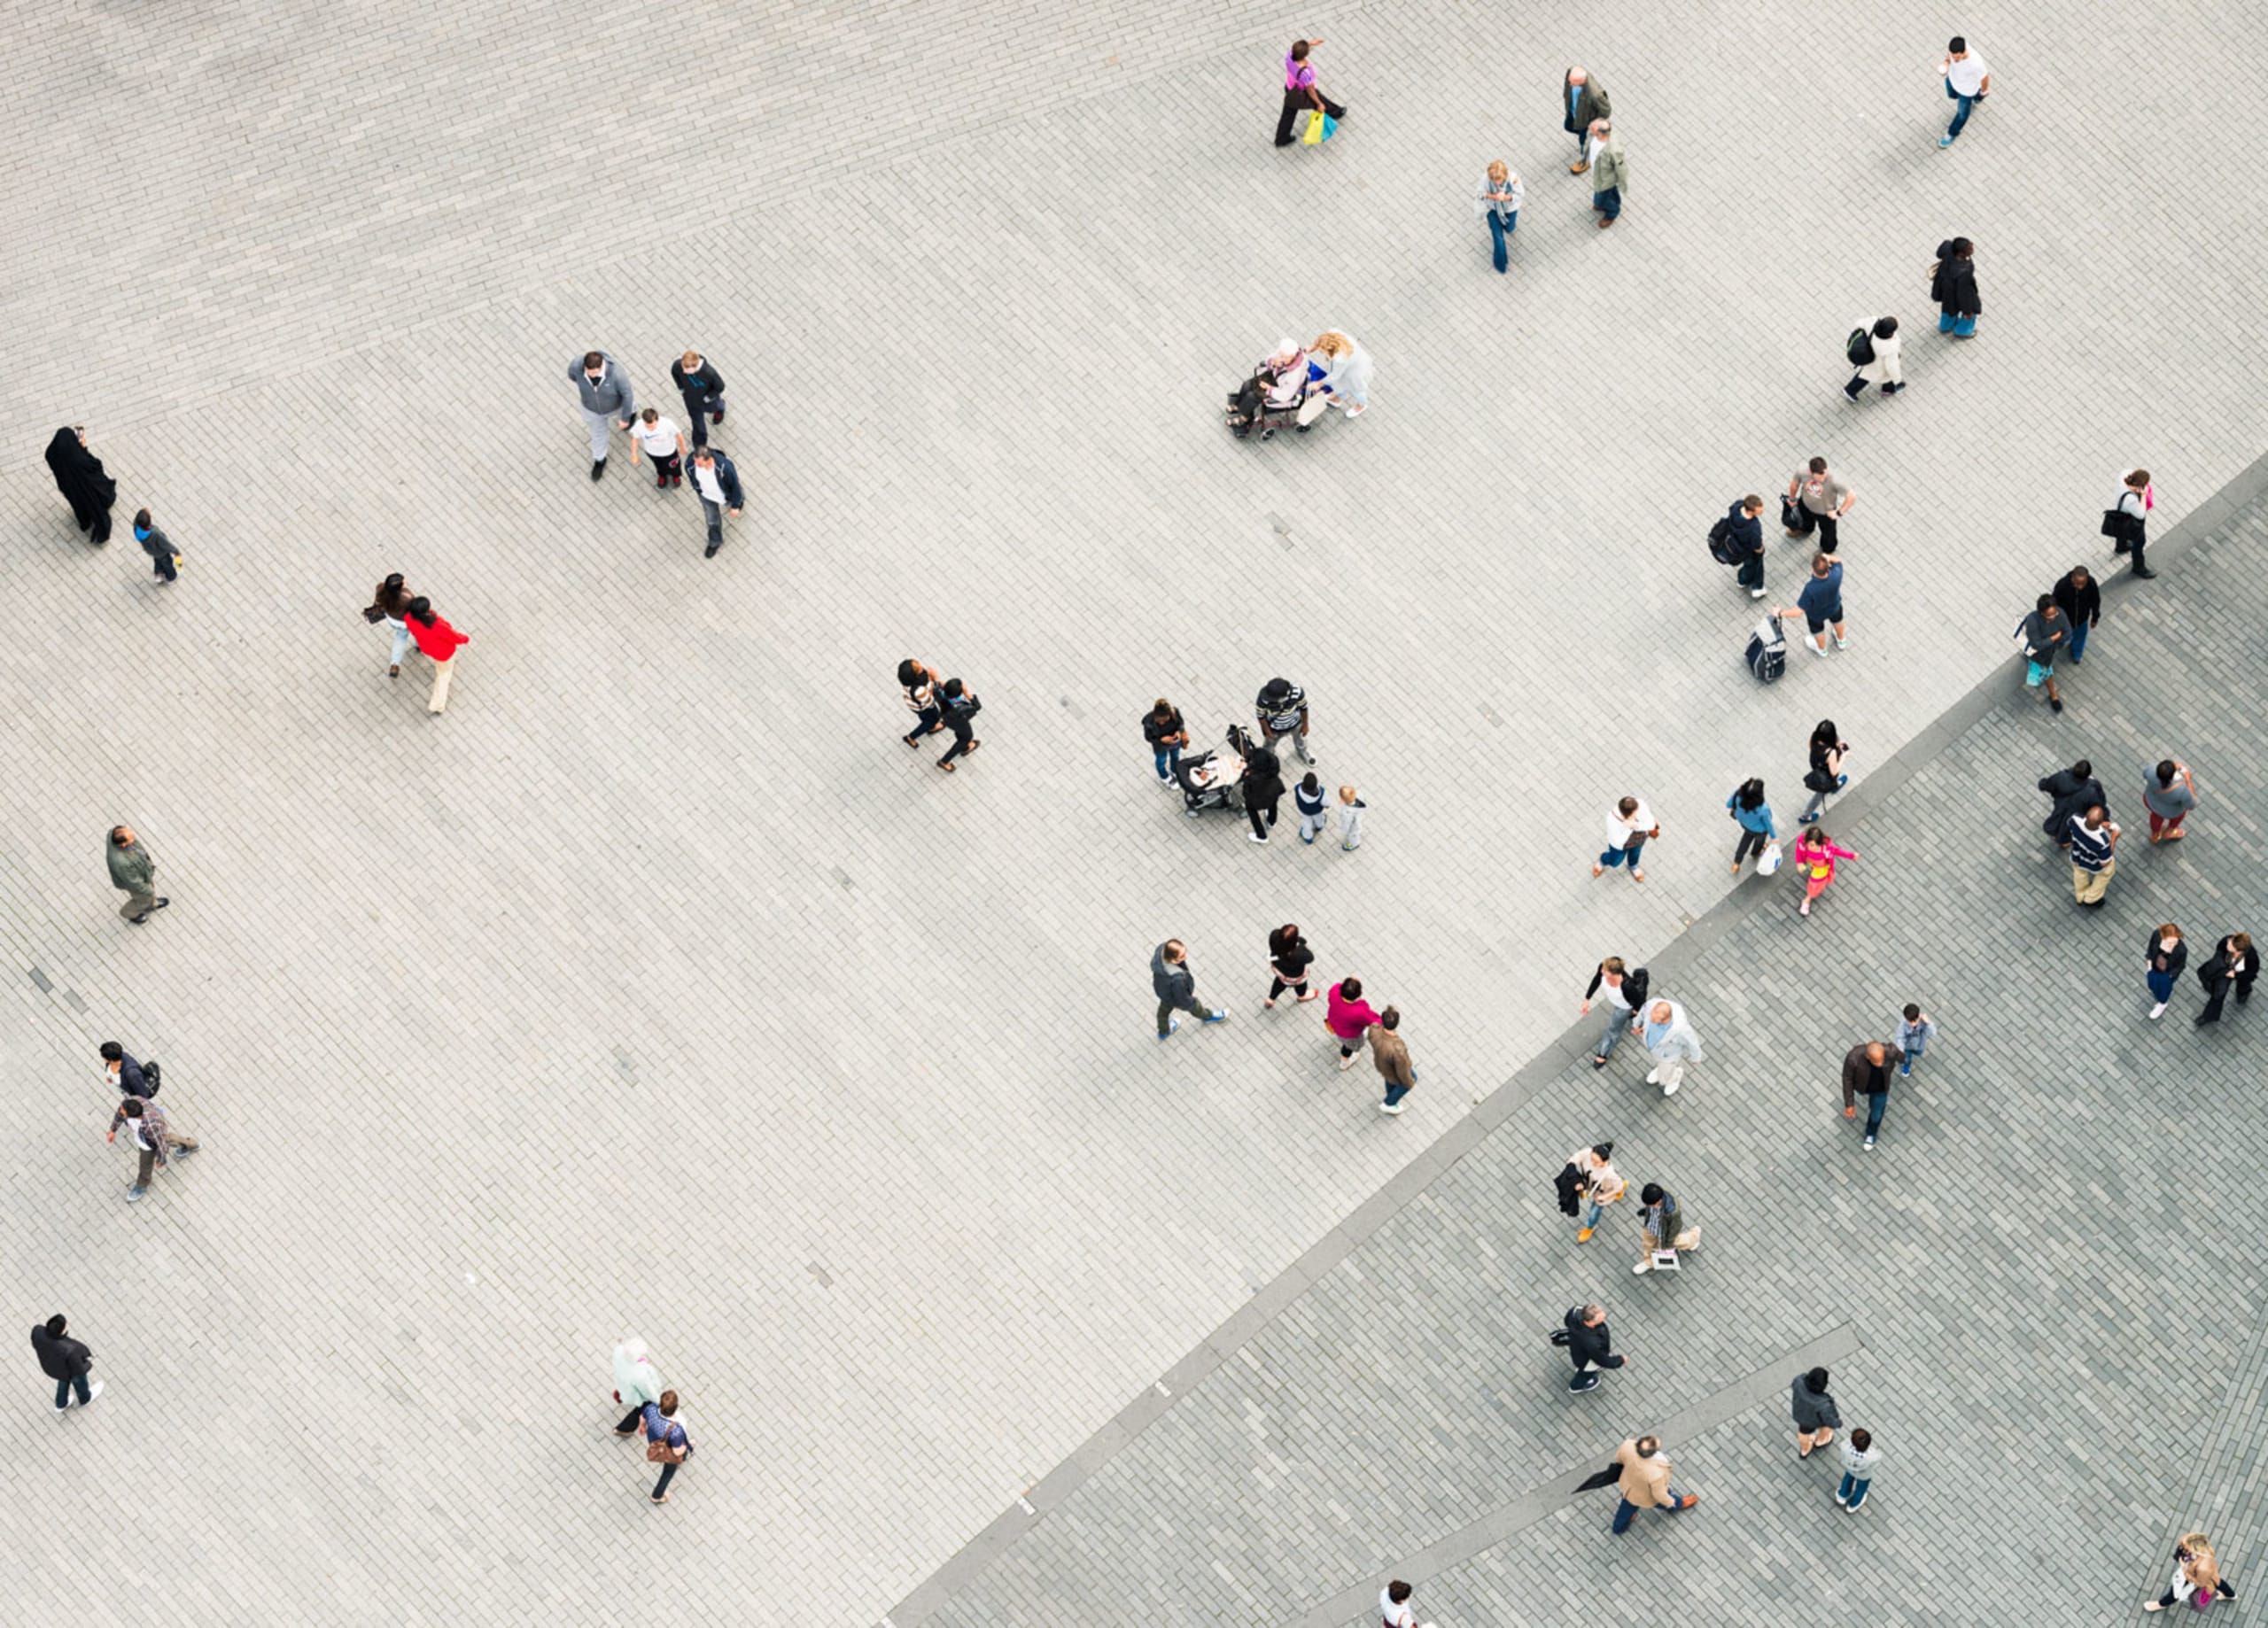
[2069,619,2091,663]
[1596,1008,1633,1059]
[1152,745,1181,781]
[1594,185,1621,221]
[384,618,412,668]
[1612,1489,1689,1532]
[1945,80,1974,140]
[1838,1471,1870,1508]
[1384,1074,1414,1107]
[1863,1092,1885,1136]
[1487,211,1516,272]
[1938,308,1977,337]
[2148,970,2177,1004]
[1598,840,1645,872]
[54,1373,89,1408]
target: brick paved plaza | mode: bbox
[4,2,2264,1624]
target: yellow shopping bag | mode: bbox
[1301,109,1324,145]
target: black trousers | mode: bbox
[1268,974,1308,1000]
[938,717,976,765]
[1735,550,1764,591]
[2198,975,2256,1023]
[1247,796,1280,840]
[616,1404,646,1433]
[1274,88,1344,145]
[905,704,943,744]
[649,451,681,485]
[680,388,724,447]
[1733,828,1770,866]
[1789,506,1839,551]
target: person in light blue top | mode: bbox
[1727,778,1776,876]
[1894,1004,1936,1076]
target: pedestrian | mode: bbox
[1338,785,1366,850]
[1798,719,1851,825]
[1936,36,1992,147]
[106,825,168,924]
[1840,1040,1895,1149]
[2144,759,2198,843]
[1562,1142,1626,1244]
[44,425,118,544]
[670,349,726,448]
[1836,1429,1880,1513]
[1586,121,1627,228]
[2016,592,2069,714]
[1640,999,1702,1097]
[364,572,417,678]
[1790,1367,1842,1455]
[1632,1182,1697,1274]
[1722,494,1767,598]
[1378,1578,1433,1628]
[2145,1533,2237,1613]
[2194,933,2257,1026]
[405,596,470,715]
[1931,237,1981,337]
[1475,160,1523,272]
[610,1337,664,1435]
[641,1390,692,1504]
[1241,742,1285,844]
[130,508,181,585]
[1273,38,1346,148]
[936,678,983,772]
[1773,550,1847,660]
[1783,456,1857,551]
[1581,956,1649,1070]
[1591,795,1658,883]
[2069,805,2120,907]
[898,660,945,748]
[1727,778,1778,874]
[1254,678,1314,764]
[1308,330,1373,418]
[1325,976,1379,1069]
[2039,759,2104,847]
[1294,772,1329,843]
[1842,316,1904,401]
[1792,828,1856,917]
[630,407,686,489]
[1152,939,1229,1038]
[2145,925,2186,1020]
[2109,468,2157,580]
[1610,1436,1699,1530]
[109,1094,198,1201]
[1894,1003,1936,1074]
[1561,1303,1626,1393]
[1371,1006,1415,1114]
[686,446,744,559]
[30,1314,101,1413]
[1562,67,1611,173]
[569,351,635,479]
[98,1041,157,1101]
[2052,566,2101,663]
[1264,924,1317,1007]
[1143,699,1188,786]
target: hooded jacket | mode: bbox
[1641,1000,1703,1062]
[1790,1372,1843,1432]
[1930,244,1982,316]
[1150,944,1195,1005]
[2039,768,2106,838]
[31,1322,92,1381]
[569,355,634,419]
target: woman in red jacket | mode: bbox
[1325,977,1379,1069]
[405,596,470,714]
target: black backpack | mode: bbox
[142,1058,161,1094]
[1846,327,1875,367]
[1706,515,1739,565]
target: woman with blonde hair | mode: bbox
[1474,160,1523,273]
[1307,330,1374,418]
[2145,1531,2235,1611]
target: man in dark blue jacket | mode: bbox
[687,446,745,559]
[1724,494,1766,599]
[671,350,726,448]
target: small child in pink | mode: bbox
[1792,830,1856,917]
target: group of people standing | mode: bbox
[570,350,746,558]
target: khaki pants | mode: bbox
[2072,859,2114,903]
[117,889,158,921]
[429,655,457,714]
[136,1132,197,1182]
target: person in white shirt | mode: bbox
[1938,35,1991,147]
[630,407,686,489]
[1843,316,1904,402]
[1591,795,1658,883]
[686,446,745,559]
[1379,1578,1432,1628]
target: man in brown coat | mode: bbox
[1611,1434,1699,1533]
[1563,67,1611,173]
[1371,1006,1415,1114]
[1839,1040,1896,1150]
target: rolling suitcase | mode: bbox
[1745,613,1786,684]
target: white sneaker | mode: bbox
[1337,1052,1357,1070]
[1750,587,1766,598]
[1833,633,1849,650]
[1809,640,1829,658]
[1631,1259,1652,1275]
[1661,1077,1680,1096]
[1379,1100,1405,1115]
[2148,1003,2167,1020]
[1643,1069,1660,1085]
[1247,832,1270,844]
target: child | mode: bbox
[1790,828,1855,917]
[132,508,181,585]
[1338,785,1367,850]
[1294,772,1329,844]
[1835,1428,1879,1513]
[1894,1004,1935,1076]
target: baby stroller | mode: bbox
[1225,347,1327,440]
[1177,725,1261,815]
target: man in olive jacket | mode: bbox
[32,1314,101,1412]
[106,825,168,924]
[1589,122,1629,227]
[1562,67,1611,172]
[1370,1007,1416,1113]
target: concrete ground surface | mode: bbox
[0,0,2261,1623]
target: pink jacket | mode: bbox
[1325,981,1379,1041]
[1793,834,1856,884]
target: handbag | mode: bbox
[1803,766,1836,793]
[1301,108,1325,145]
[361,606,387,624]
[645,1424,687,1465]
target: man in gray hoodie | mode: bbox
[570,351,636,480]
[1152,940,1229,1039]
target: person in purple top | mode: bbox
[1273,38,1346,147]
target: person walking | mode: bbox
[1475,161,1523,272]
[2016,592,2070,714]
[1783,456,1857,550]
[2109,468,2157,580]
[2145,1533,2238,1612]
[1308,330,1373,417]
[1774,550,1847,659]
[109,1094,198,1201]
[1931,238,1981,337]
[1562,67,1611,173]
[1790,1367,1842,1456]
[642,1390,692,1503]
[44,425,118,544]
[2145,925,2187,1020]
[1241,743,1286,844]
[1581,957,1648,1070]
[2038,759,2104,848]
[2052,566,2101,664]
[2194,933,2257,1026]
[1720,494,1768,598]
[1842,317,1904,401]
[31,1314,102,1413]
[2144,759,2198,843]
[1378,1579,1433,1628]
[1293,772,1330,843]
[99,1041,157,1102]
[1640,999,1702,1097]
[1562,1303,1626,1394]
[1728,778,1777,874]
[1143,699,1188,786]
[569,351,635,479]
[1792,828,1856,917]
[1591,795,1658,883]
[1337,785,1366,850]
[1370,1006,1415,1113]
[1568,1143,1626,1244]
[1265,924,1317,1007]
[1836,1429,1880,1513]
[405,597,470,715]
[686,446,744,558]
[1798,720,1851,825]
[1587,122,1627,228]
[611,1337,664,1435]
[1608,1436,1698,1530]
[106,825,168,924]
[1894,1004,1936,1074]
[1254,678,1313,764]
[670,350,726,448]
[1325,976,1379,1068]
[630,407,686,489]
[1152,940,1228,1038]
[899,659,945,748]
[364,572,417,678]
[1273,39,1345,148]
[1631,1182,1696,1274]
[130,508,181,585]
[936,678,983,771]
[1840,1040,1895,1149]
[2069,805,2120,907]
[1936,37,1992,146]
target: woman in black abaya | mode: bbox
[44,425,117,543]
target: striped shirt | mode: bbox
[2068,816,2119,871]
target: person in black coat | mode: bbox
[44,425,118,544]
[2145,925,2188,1020]
[1241,744,1285,844]
[2052,566,2103,663]
[671,350,727,448]
[1932,237,1981,337]
[1724,495,1767,598]
[2038,759,2104,846]
[1562,1303,1626,1393]
[2196,933,2258,1027]
[31,1314,100,1411]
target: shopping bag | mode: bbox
[1319,114,1338,143]
[1757,841,1783,875]
[1301,109,1324,145]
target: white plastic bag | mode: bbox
[1757,841,1783,875]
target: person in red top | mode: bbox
[1324,976,1379,1070]
[404,596,470,714]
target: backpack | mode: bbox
[1846,327,1875,367]
[1745,614,1787,684]
[1705,515,1738,565]
[142,1059,161,1095]
[1548,1306,1583,1347]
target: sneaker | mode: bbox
[1845,1499,1861,1515]
[127,1184,147,1202]
[1750,587,1766,599]
[591,459,607,481]
[703,540,721,559]
[1899,1061,1912,1076]
[1201,1011,1229,1024]
[2149,1002,2168,1020]
[1809,640,1828,658]
[1337,1052,1357,1071]
[1836,775,1849,788]
[1379,1099,1405,1115]
[84,1381,102,1407]
[1835,1489,1849,1506]
[1661,1077,1680,1096]
[1158,1019,1179,1040]
[1631,1258,1653,1275]
[1673,1494,1699,1512]
[1156,773,1173,786]
[1247,832,1270,844]
[1798,811,1819,825]
[1938,135,1955,148]
[1643,1069,1660,1085]
[1183,807,1200,818]
[1300,833,1314,845]
[1863,1135,1876,1150]
[1576,1227,1596,1243]
[1568,1371,1602,1392]
[1832,633,1848,650]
